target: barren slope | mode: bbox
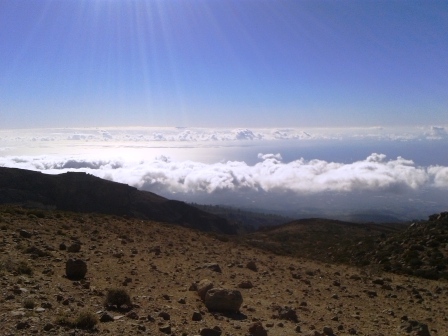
[0,206,446,335]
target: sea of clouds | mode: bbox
[1,125,447,143]
[1,126,447,219]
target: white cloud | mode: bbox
[428,166,448,188]
[257,153,282,160]
[1,153,446,196]
[1,125,448,145]
[233,128,259,140]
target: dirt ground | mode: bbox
[0,207,446,335]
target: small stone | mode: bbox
[65,258,87,280]
[67,242,81,253]
[205,288,243,312]
[200,327,222,336]
[248,321,268,336]
[19,229,32,238]
[43,323,54,331]
[158,311,170,320]
[323,326,334,335]
[100,312,114,322]
[246,261,258,271]
[192,311,203,321]
[238,280,253,289]
[159,324,171,334]
[16,321,30,330]
[203,263,222,273]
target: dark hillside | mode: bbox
[242,218,406,262]
[0,167,237,234]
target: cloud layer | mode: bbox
[1,125,448,144]
[1,153,447,196]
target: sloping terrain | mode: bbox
[242,218,407,261]
[242,215,448,281]
[333,212,448,280]
[191,204,294,232]
[0,167,237,234]
[0,205,447,335]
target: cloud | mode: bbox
[232,129,262,140]
[428,166,448,188]
[258,153,282,160]
[426,126,447,139]
[1,153,446,197]
[2,125,448,145]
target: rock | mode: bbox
[197,279,214,300]
[349,274,361,280]
[295,325,301,332]
[200,327,222,336]
[203,263,222,273]
[192,311,203,321]
[178,297,186,304]
[249,321,268,336]
[400,319,431,336]
[43,323,54,331]
[159,324,171,334]
[158,311,170,320]
[59,243,66,250]
[16,321,30,330]
[246,261,258,271]
[366,290,377,298]
[67,242,81,252]
[278,306,299,322]
[372,278,385,285]
[65,258,87,280]
[40,301,53,309]
[238,280,253,289]
[348,328,357,334]
[100,312,114,322]
[188,282,197,291]
[205,288,243,312]
[126,310,139,319]
[323,326,334,335]
[19,229,32,238]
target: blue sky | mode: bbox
[1,0,447,128]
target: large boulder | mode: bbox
[204,288,243,312]
[65,258,87,280]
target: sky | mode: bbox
[0,0,447,128]
[1,1,448,221]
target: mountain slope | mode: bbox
[0,167,237,234]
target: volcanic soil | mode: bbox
[0,205,447,336]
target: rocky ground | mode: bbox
[0,205,447,335]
